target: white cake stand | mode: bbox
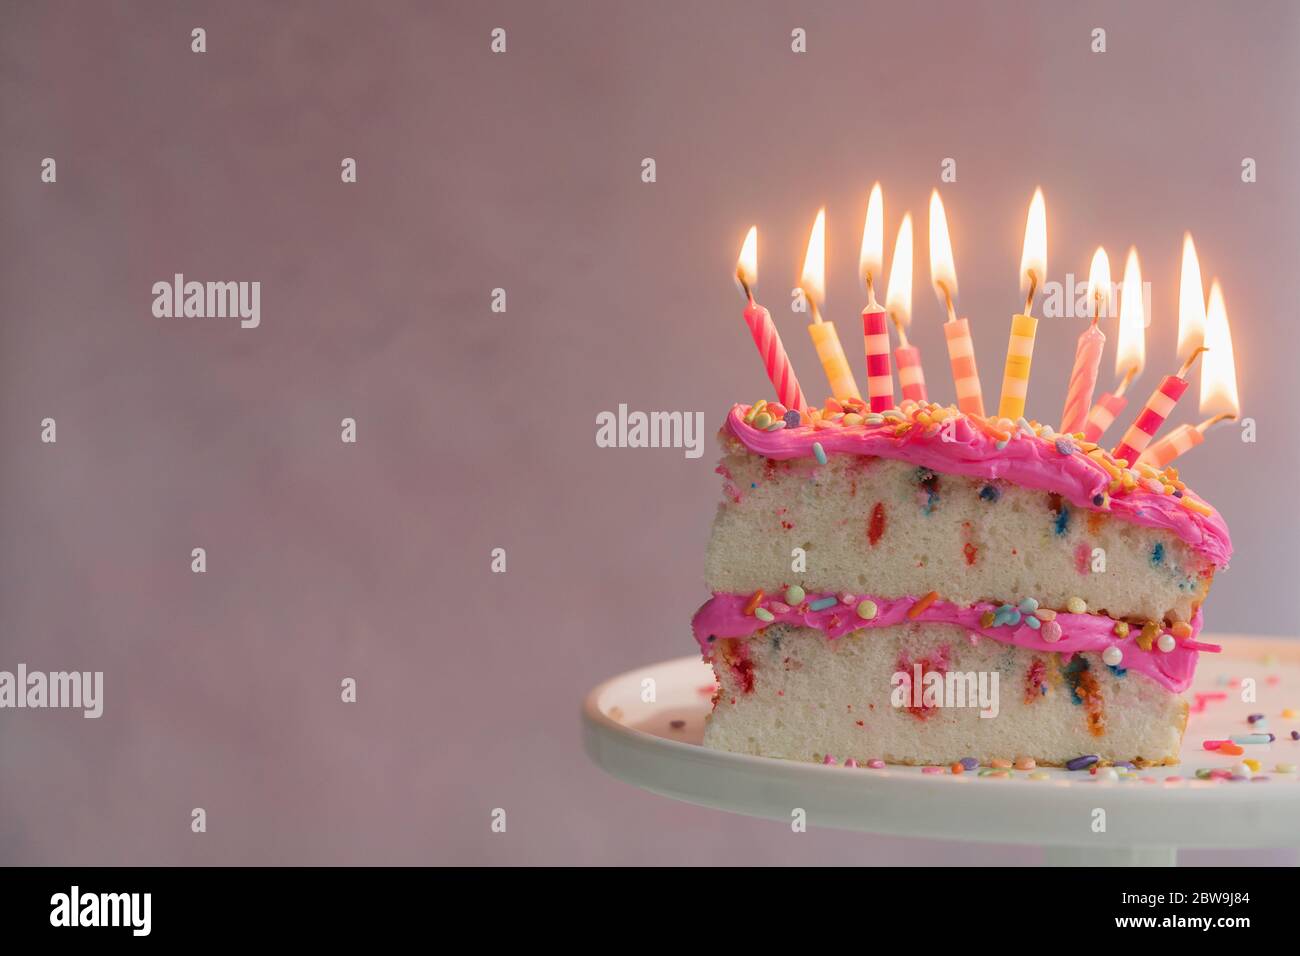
[583,635,1300,865]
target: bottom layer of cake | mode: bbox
[703,622,1188,766]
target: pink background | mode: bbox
[1,1,1296,864]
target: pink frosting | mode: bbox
[723,405,1232,566]
[692,591,1216,693]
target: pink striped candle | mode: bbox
[862,308,894,411]
[745,300,808,414]
[1081,392,1127,442]
[1137,423,1202,469]
[895,344,928,402]
[1060,321,1105,435]
[1112,375,1188,465]
[943,318,984,417]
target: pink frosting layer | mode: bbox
[692,591,1217,693]
[723,405,1231,566]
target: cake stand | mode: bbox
[583,635,1300,865]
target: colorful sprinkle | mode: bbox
[1113,620,1130,638]
[822,754,837,765]
[1018,597,1039,614]
[1066,596,1087,614]
[1157,634,1176,653]
[908,591,939,619]
[754,607,775,623]
[1102,646,1123,667]
[811,441,827,465]
[1014,756,1037,770]
[784,410,801,428]
[1041,620,1062,643]
[808,596,838,612]
[856,599,879,621]
[867,759,886,769]
[843,758,858,768]
[1066,754,1100,771]
[784,585,806,605]
[743,590,765,615]
[959,756,979,771]
[1229,734,1271,745]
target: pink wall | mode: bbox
[1,1,1296,864]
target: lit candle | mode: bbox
[1082,247,1145,442]
[859,184,894,411]
[1112,241,1209,465]
[800,208,860,401]
[1139,279,1240,467]
[736,226,808,414]
[886,213,926,402]
[998,188,1046,421]
[1059,247,1111,434]
[929,190,984,416]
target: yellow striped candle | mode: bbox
[998,313,1038,420]
[808,318,861,400]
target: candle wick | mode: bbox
[737,271,754,306]
[939,282,957,323]
[1177,345,1209,380]
[1022,271,1038,318]
[891,312,909,347]
[1196,412,1236,435]
[1115,364,1138,398]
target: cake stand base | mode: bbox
[583,636,1300,865]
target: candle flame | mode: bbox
[735,225,758,293]
[1177,232,1207,363]
[1200,280,1239,418]
[800,207,827,314]
[1019,187,1047,296]
[859,182,884,290]
[1115,247,1146,381]
[928,190,958,304]
[885,213,913,327]
[1087,247,1112,319]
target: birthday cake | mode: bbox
[692,397,1230,768]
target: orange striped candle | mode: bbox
[1137,423,1201,469]
[1081,392,1127,442]
[998,313,1038,420]
[943,319,983,416]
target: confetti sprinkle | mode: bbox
[1066,596,1087,614]
[784,585,805,605]
[811,441,827,465]
[908,591,939,619]
[1066,754,1100,771]
[867,759,886,769]
[856,599,878,621]
[1102,646,1123,667]
[959,756,980,771]
[754,607,775,623]
[1041,620,1062,643]
[808,596,838,612]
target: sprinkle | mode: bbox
[1179,495,1213,516]
[1137,621,1159,652]
[1028,771,1050,780]
[1242,758,1261,772]
[959,756,980,771]
[1247,712,1265,723]
[808,596,838,612]
[1157,634,1176,653]
[1054,438,1077,456]
[991,758,1012,769]
[856,599,879,621]
[843,758,858,768]
[995,439,1008,450]
[1229,734,1271,745]
[766,420,786,431]
[922,766,944,774]
[839,592,856,604]
[1113,620,1130,638]
[811,441,827,465]
[1282,708,1296,718]
[1293,731,1300,741]
[743,590,765,615]
[1217,742,1244,755]
[1276,763,1297,773]
[1014,756,1036,770]
[1024,615,1040,630]
[768,601,791,614]
[1102,646,1123,667]
[949,763,964,774]
[1170,621,1193,639]
[980,610,996,627]
[784,585,806,605]
[823,754,837,765]
[978,484,1001,502]
[1018,597,1039,614]
[1041,620,1062,643]
[1203,739,1226,751]
[754,607,775,623]
[1035,608,1056,621]
[1094,767,1119,781]
[784,410,801,428]
[867,759,886,769]
[753,412,773,429]
[843,413,864,426]
[1066,754,1100,771]
[1232,762,1252,777]
[1066,596,1087,614]
[908,591,939,619]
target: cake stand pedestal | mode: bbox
[582,636,1300,866]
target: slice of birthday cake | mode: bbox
[692,398,1229,768]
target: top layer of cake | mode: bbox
[722,400,1231,566]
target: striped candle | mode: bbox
[744,301,807,414]
[862,309,894,411]
[1112,375,1188,466]
[998,313,1038,421]
[1081,392,1127,442]
[1059,321,1105,436]
[1137,423,1202,469]
[895,344,927,402]
[943,319,984,417]
[808,319,861,401]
